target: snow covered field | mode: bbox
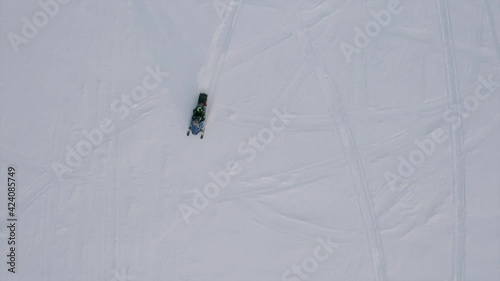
[1,0,500,280]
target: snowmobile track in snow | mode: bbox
[282,2,388,281]
[436,0,467,280]
[199,0,243,101]
[482,0,500,66]
[221,0,349,73]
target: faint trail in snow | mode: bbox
[110,135,120,280]
[215,109,335,132]
[41,192,50,281]
[483,0,500,67]
[282,2,388,281]
[382,180,451,239]
[465,2,483,82]
[198,0,243,100]
[236,198,362,242]
[244,0,328,11]
[435,0,467,280]
[219,157,340,201]
[221,24,293,72]
[3,0,170,222]
[243,0,282,10]
[13,173,57,216]
[375,115,499,220]
[221,0,349,73]
[3,101,159,221]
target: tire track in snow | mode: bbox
[219,157,340,201]
[375,115,497,221]
[465,2,482,82]
[198,0,243,101]
[109,135,120,281]
[482,0,500,66]
[215,111,334,132]
[196,0,243,138]
[382,180,451,239]
[221,0,349,73]
[41,192,50,281]
[5,103,158,219]
[282,2,388,281]
[236,198,362,242]
[435,0,467,280]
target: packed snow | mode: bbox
[1,0,499,280]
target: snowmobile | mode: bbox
[187,93,207,139]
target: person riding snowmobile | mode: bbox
[192,104,205,122]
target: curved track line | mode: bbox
[198,0,243,97]
[282,2,388,281]
[221,0,349,73]
[435,0,467,280]
[236,198,362,242]
[482,0,500,66]
[376,115,498,220]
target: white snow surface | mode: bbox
[1,0,500,281]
